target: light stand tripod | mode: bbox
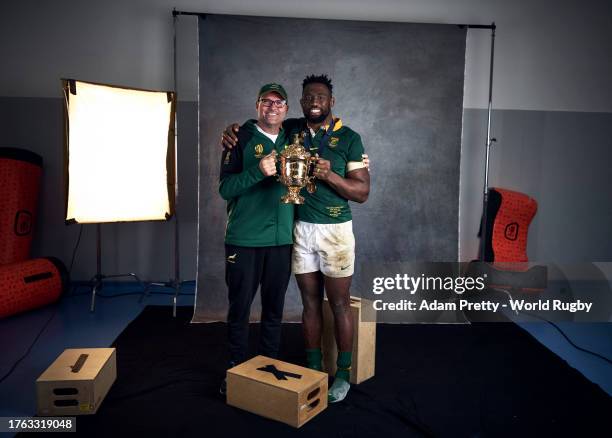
[89,223,148,312]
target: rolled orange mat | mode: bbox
[0,257,68,319]
[0,147,43,265]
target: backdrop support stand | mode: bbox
[170,8,180,317]
[471,23,497,261]
[90,223,147,312]
[149,9,182,317]
[178,12,497,307]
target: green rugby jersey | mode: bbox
[219,120,294,246]
[283,117,365,224]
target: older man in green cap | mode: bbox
[218,83,293,394]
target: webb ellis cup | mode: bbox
[278,133,317,204]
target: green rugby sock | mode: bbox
[306,348,322,371]
[335,351,352,381]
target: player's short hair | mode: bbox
[302,74,333,94]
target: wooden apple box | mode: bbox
[322,296,376,384]
[226,355,327,428]
[36,348,116,416]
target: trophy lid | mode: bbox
[282,133,310,158]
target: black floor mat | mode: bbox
[61,306,611,437]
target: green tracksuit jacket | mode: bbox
[219,120,294,247]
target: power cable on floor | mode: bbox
[0,283,193,384]
[0,307,58,384]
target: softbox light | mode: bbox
[62,79,176,224]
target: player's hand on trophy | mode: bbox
[314,157,332,181]
[362,153,370,171]
[259,150,278,176]
[220,123,240,148]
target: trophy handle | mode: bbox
[276,153,286,184]
[307,154,319,179]
[305,154,318,194]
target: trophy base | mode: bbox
[281,187,305,204]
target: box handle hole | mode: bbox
[54,399,78,407]
[306,399,320,411]
[307,387,320,400]
[53,387,78,396]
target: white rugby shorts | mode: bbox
[292,220,355,278]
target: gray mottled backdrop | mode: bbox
[194,14,466,322]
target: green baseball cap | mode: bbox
[258,83,288,100]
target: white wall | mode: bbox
[2,0,611,111]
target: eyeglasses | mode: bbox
[301,94,330,104]
[259,98,287,108]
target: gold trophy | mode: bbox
[278,133,317,204]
